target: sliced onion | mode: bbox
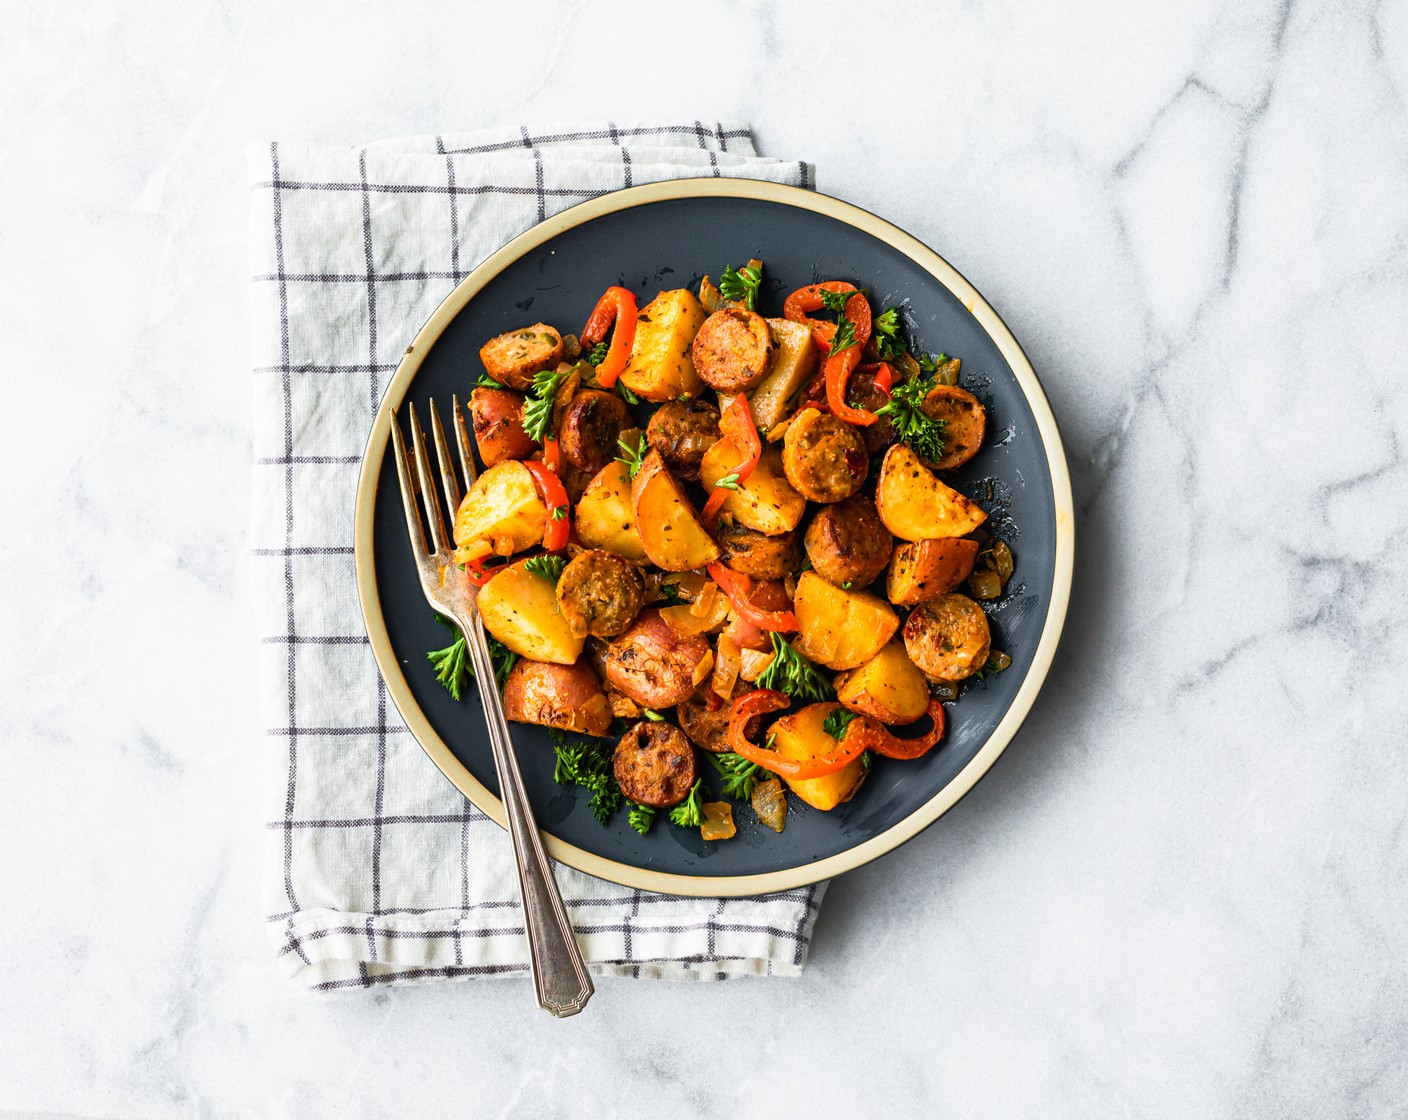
[713,634,742,699]
[691,649,715,689]
[691,581,719,619]
[700,801,736,841]
[751,778,787,833]
[739,647,776,683]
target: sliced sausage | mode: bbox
[559,389,631,474]
[678,683,758,754]
[903,593,991,682]
[614,720,698,808]
[804,496,893,589]
[920,385,986,470]
[556,549,645,639]
[478,323,566,391]
[781,408,868,503]
[645,398,721,481]
[502,658,611,736]
[691,308,775,393]
[469,387,536,466]
[849,366,898,455]
[601,609,712,708]
[717,522,802,580]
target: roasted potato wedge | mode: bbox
[630,448,720,571]
[619,289,708,402]
[452,460,547,564]
[833,642,930,724]
[503,658,611,736]
[751,317,818,432]
[700,443,806,536]
[874,443,987,541]
[903,593,991,682]
[771,701,868,811]
[476,559,584,665]
[887,538,980,606]
[791,570,899,670]
[575,460,648,564]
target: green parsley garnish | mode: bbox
[642,708,665,722]
[628,802,657,835]
[668,779,707,828]
[585,340,609,366]
[819,286,864,314]
[872,306,906,360]
[523,365,571,443]
[523,554,566,584]
[918,351,950,375]
[658,580,684,605]
[552,505,567,521]
[822,707,857,741]
[427,615,517,699]
[718,263,762,311]
[618,382,641,405]
[550,730,621,825]
[756,632,834,703]
[875,375,946,463]
[713,471,742,491]
[474,372,505,389]
[707,752,772,801]
[830,312,860,356]
[615,432,647,478]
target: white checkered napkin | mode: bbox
[248,123,825,991]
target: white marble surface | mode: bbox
[3,0,1406,1114]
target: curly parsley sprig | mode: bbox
[875,376,946,464]
[718,263,762,311]
[707,752,773,801]
[550,730,622,825]
[426,615,517,699]
[628,802,657,835]
[668,779,707,828]
[523,365,572,444]
[615,432,647,478]
[523,554,566,584]
[756,633,835,703]
[819,287,866,314]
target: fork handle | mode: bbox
[458,613,595,1017]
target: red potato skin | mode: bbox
[601,609,712,708]
[469,387,537,466]
[502,658,612,736]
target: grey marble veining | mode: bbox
[2,0,1406,1115]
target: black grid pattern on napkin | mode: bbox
[250,124,825,987]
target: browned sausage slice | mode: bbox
[645,398,721,481]
[601,609,711,708]
[614,721,697,807]
[469,387,536,466]
[804,496,893,588]
[903,593,991,681]
[559,389,631,474]
[678,684,757,753]
[691,308,775,393]
[781,408,868,503]
[717,522,803,580]
[556,549,645,638]
[920,385,986,470]
[479,323,566,390]
[502,658,612,736]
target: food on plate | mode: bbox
[478,323,566,390]
[424,259,1016,841]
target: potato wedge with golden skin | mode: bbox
[619,289,708,402]
[750,317,818,432]
[886,538,980,605]
[575,460,648,564]
[451,460,547,565]
[791,571,899,670]
[771,702,868,811]
[468,387,536,466]
[833,642,931,725]
[874,443,987,541]
[503,658,612,736]
[476,559,584,665]
[699,443,806,536]
[630,448,720,572]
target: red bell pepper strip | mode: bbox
[465,558,504,587]
[865,362,894,394]
[579,286,638,389]
[523,458,571,551]
[706,562,798,633]
[783,281,872,355]
[700,395,763,526]
[726,692,868,780]
[541,435,562,474]
[852,699,946,759]
[825,345,879,426]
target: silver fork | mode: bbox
[389,397,594,1018]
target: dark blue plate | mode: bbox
[355,180,1074,895]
